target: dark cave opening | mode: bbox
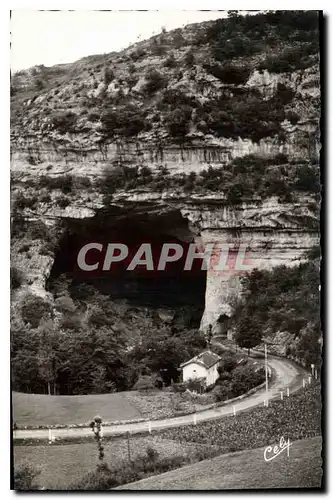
[46,207,207,323]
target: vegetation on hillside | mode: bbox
[11,11,319,146]
[11,280,207,395]
[231,256,321,367]
[95,153,320,206]
[69,382,321,489]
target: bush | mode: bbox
[144,69,166,94]
[101,105,148,138]
[184,50,195,66]
[204,63,251,84]
[50,111,78,134]
[294,164,320,193]
[14,462,40,490]
[103,67,114,85]
[39,174,73,194]
[11,266,24,290]
[164,105,192,138]
[164,53,177,68]
[20,294,52,328]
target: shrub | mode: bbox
[164,53,177,68]
[50,111,78,134]
[57,195,70,208]
[103,67,114,86]
[38,174,73,194]
[164,105,192,138]
[204,63,251,84]
[11,266,24,290]
[14,192,38,210]
[14,462,40,491]
[101,105,148,138]
[184,50,195,66]
[129,47,147,61]
[294,164,320,193]
[20,294,52,328]
[144,69,166,94]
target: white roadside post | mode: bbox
[193,413,197,426]
[287,387,290,397]
[48,428,52,444]
[148,421,152,434]
[280,391,283,400]
[303,379,306,388]
[233,406,236,417]
[315,369,318,380]
[311,364,315,376]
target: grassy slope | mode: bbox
[12,391,142,426]
[115,436,323,490]
[13,436,211,490]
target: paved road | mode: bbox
[14,353,308,441]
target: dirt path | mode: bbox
[14,354,308,441]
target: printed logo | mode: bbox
[264,437,292,462]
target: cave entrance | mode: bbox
[46,206,207,327]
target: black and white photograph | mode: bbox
[9,7,323,491]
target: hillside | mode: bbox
[114,436,322,490]
[10,11,321,397]
[11,11,320,154]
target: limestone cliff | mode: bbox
[10,11,320,334]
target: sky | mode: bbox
[10,10,229,72]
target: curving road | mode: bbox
[13,353,308,442]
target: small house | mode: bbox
[180,350,221,389]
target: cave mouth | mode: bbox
[46,207,207,322]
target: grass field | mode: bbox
[13,436,214,490]
[116,436,323,490]
[12,391,142,426]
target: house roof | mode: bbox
[180,350,221,370]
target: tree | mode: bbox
[20,294,52,328]
[234,313,262,355]
[37,320,61,395]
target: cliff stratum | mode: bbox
[11,11,320,336]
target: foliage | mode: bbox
[258,42,319,73]
[164,105,192,138]
[231,260,321,367]
[97,154,319,205]
[71,446,188,490]
[203,63,251,84]
[143,69,167,94]
[100,104,148,138]
[50,111,78,134]
[11,266,24,290]
[20,294,52,328]
[14,462,40,491]
[158,382,322,450]
[200,11,319,63]
[103,67,114,86]
[234,314,263,353]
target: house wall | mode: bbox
[206,363,220,387]
[182,362,207,383]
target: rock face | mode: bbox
[10,151,319,333]
[10,12,320,333]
